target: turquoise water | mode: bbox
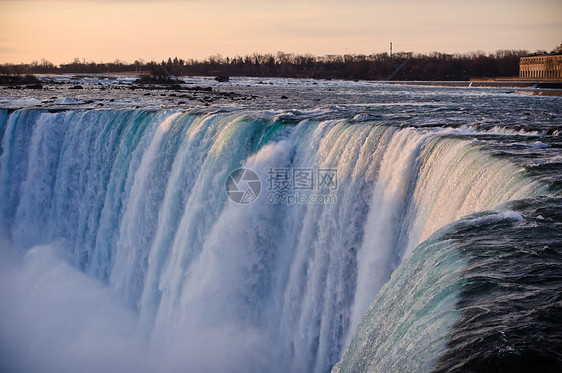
[0,83,560,372]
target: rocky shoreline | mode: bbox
[2,75,561,110]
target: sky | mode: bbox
[0,0,561,64]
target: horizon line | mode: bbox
[2,47,557,66]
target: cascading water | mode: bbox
[334,197,562,372]
[0,101,558,373]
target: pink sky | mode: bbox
[0,0,560,64]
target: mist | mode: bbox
[0,242,150,373]
[0,239,277,373]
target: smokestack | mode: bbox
[390,42,393,58]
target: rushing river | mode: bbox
[0,77,560,372]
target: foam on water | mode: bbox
[0,106,556,373]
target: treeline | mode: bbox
[1,50,535,81]
[0,58,144,75]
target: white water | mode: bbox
[0,109,547,373]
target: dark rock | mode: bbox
[0,74,39,86]
[215,75,230,82]
[193,86,212,92]
[69,85,83,90]
[281,95,289,99]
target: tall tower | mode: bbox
[390,42,393,58]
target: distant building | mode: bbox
[519,51,562,79]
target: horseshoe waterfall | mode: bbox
[0,83,561,373]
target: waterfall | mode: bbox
[0,108,548,373]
